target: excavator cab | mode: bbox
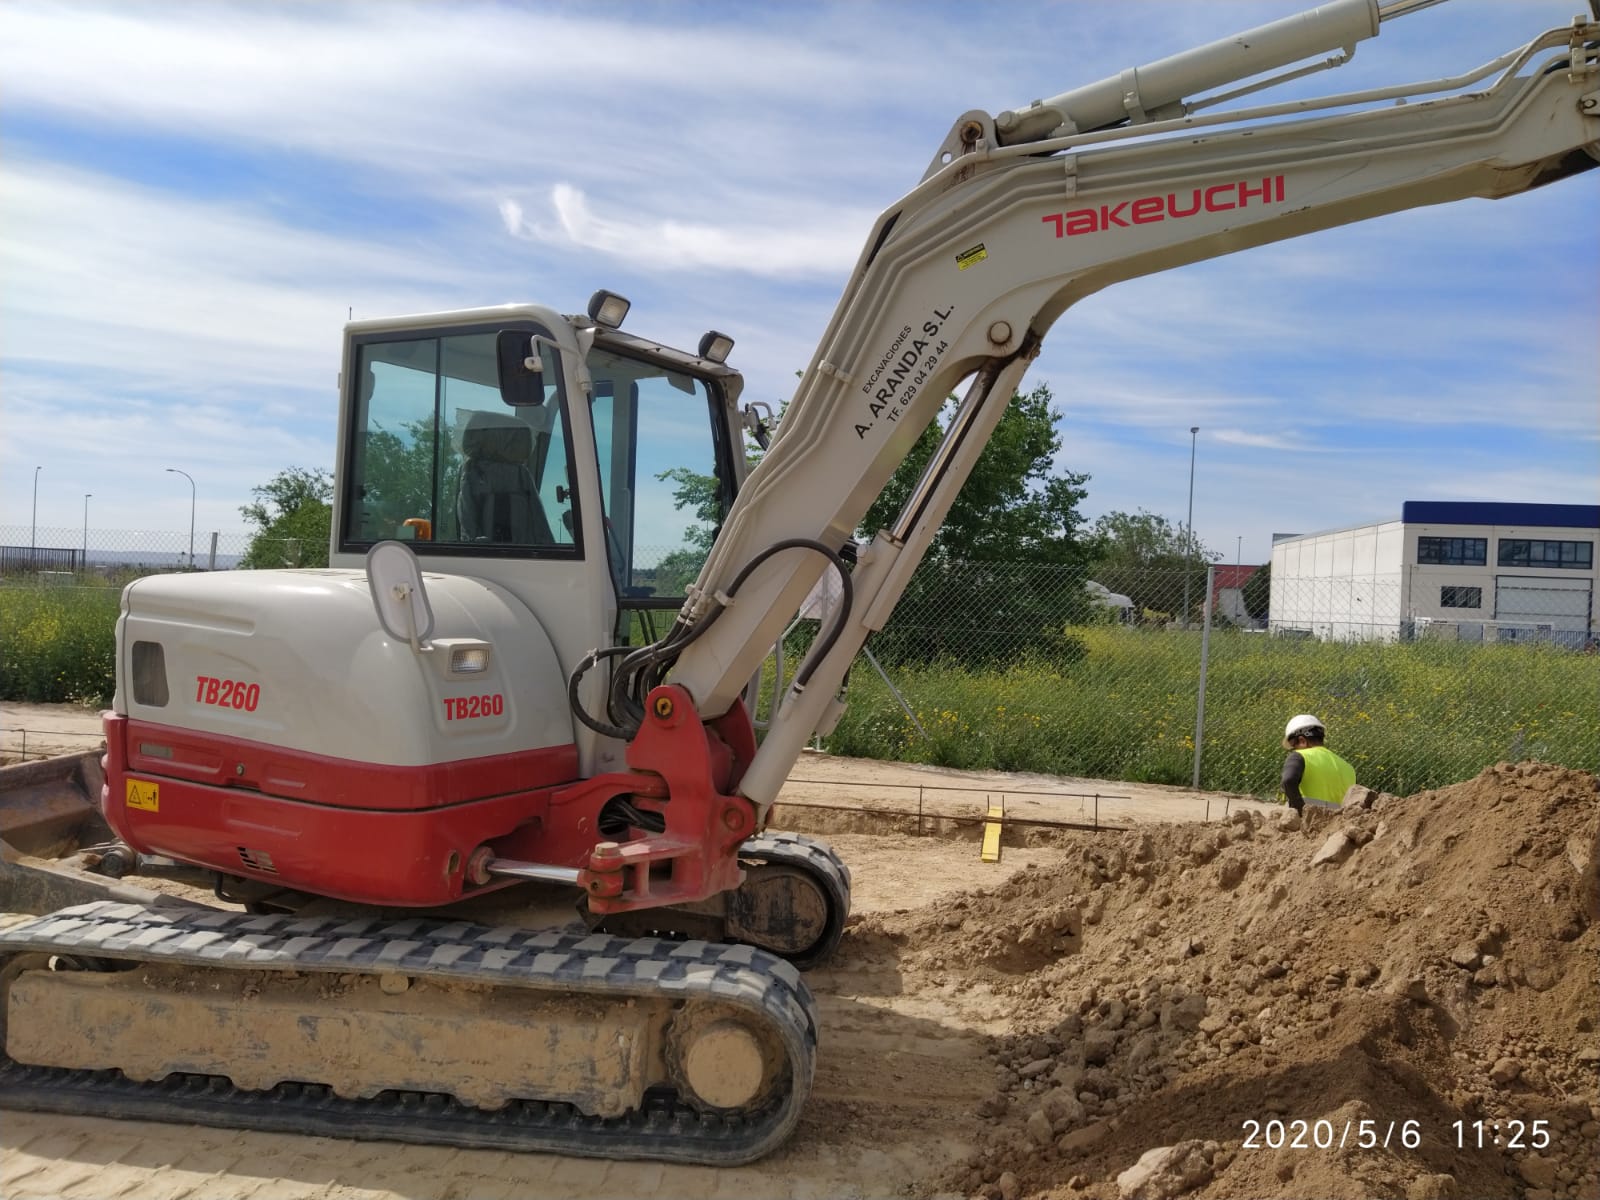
[333,305,747,703]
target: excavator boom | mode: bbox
[636,4,1599,808]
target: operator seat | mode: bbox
[456,411,553,544]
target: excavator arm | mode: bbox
[582,0,1598,816]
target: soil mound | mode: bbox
[855,762,1599,1200]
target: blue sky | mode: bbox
[3,0,1596,565]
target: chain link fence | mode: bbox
[4,528,1595,797]
[0,525,298,577]
[785,560,1598,799]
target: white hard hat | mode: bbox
[1283,714,1325,745]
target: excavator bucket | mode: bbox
[0,751,152,916]
[0,752,108,860]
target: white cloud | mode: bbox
[0,159,479,396]
[497,199,523,239]
[1212,429,1305,452]
[0,3,940,207]
[499,183,870,279]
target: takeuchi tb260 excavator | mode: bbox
[2,0,1596,1166]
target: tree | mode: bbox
[239,467,333,569]
[649,466,724,594]
[859,383,1099,567]
[1088,508,1218,622]
[856,383,1102,667]
[358,419,461,538]
[1243,561,1272,622]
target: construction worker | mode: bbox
[1280,713,1356,813]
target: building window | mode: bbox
[1416,536,1486,566]
[1496,539,1594,570]
[1440,585,1482,609]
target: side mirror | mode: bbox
[367,540,435,652]
[497,331,551,407]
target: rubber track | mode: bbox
[0,901,818,1164]
[737,832,852,970]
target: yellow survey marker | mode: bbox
[981,797,1004,863]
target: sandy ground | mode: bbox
[0,702,1279,1200]
[780,749,1276,830]
[2,829,1018,1200]
[0,701,110,762]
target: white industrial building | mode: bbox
[1269,501,1598,647]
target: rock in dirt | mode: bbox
[1058,1120,1111,1156]
[1518,1153,1558,1191]
[1083,1028,1118,1065]
[1161,993,1206,1032]
[1489,1056,1522,1085]
[1405,1174,1458,1200]
[1115,1141,1212,1199]
[1342,784,1378,811]
[1310,830,1356,866]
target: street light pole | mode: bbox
[83,494,92,569]
[166,467,195,568]
[30,465,41,563]
[1182,426,1199,628]
[1235,535,1243,626]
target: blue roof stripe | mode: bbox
[1400,501,1599,530]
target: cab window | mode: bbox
[343,328,578,555]
[587,347,731,601]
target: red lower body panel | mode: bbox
[102,690,761,914]
[102,714,577,907]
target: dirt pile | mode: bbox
[850,762,1599,1200]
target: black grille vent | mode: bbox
[237,847,277,874]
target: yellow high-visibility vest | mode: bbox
[1298,745,1356,805]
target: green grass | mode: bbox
[0,584,121,705]
[823,625,1599,797]
[6,583,1596,797]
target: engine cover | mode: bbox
[114,568,572,765]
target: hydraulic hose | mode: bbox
[568,540,854,741]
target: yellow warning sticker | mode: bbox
[956,242,988,270]
[125,779,160,812]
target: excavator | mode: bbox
[2,0,1595,1167]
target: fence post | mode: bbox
[1192,564,1215,789]
[208,531,219,571]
